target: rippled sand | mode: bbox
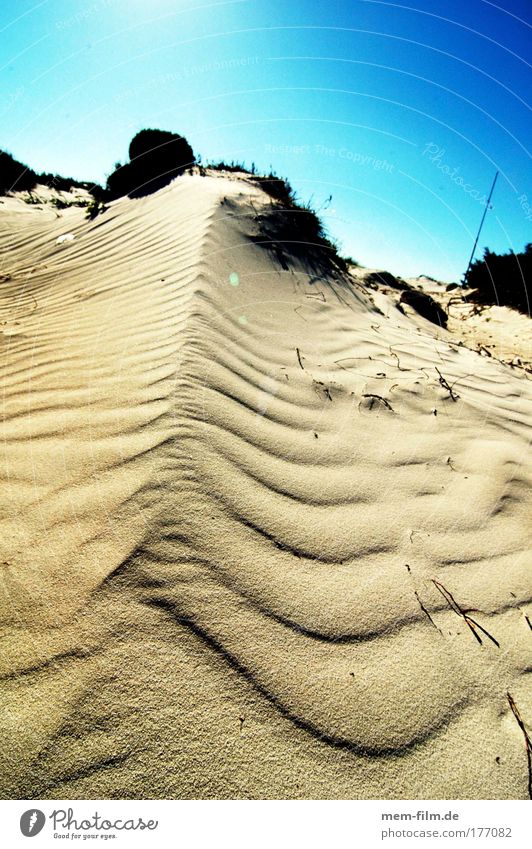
[0,174,530,798]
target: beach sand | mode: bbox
[0,174,531,799]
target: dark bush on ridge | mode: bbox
[465,245,531,314]
[399,288,448,328]
[251,173,295,206]
[37,172,96,194]
[106,129,195,198]
[205,160,250,174]
[0,150,37,194]
[1,149,103,197]
[251,177,347,275]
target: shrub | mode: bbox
[106,161,134,199]
[399,288,448,328]
[251,172,296,206]
[365,270,405,290]
[0,150,37,194]
[85,198,108,220]
[342,255,361,268]
[206,160,248,173]
[1,149,104,200]
[106,128,195,198]
[251,182,347,275]
[465,245,531,314]
[38,172,97,193]
[363,270,447,326]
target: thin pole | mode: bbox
[462,170,499,285]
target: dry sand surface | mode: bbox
[421,279,532,372]
[0,174,531,799]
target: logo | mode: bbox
[20,810,46,837]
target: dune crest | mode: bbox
[0,174,531,799]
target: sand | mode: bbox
[0,174,531,799]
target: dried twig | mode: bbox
[435,367,460,402]
[507,692,532,800]
[415,590,442,633]
[313,380,333,401]
[389,346,408,371]
[432,580,499,647]
[296,347,304,369]
[361,393,395,412]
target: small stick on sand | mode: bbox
[525,614,532,631]
[362,393,395,412]
[432,580,500,647]
[389,346,408,371]
[296,347,305,369]
[507,693,532,800]
[415,590,442,633]
[435,367,460,402]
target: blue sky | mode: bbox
[1,0,530,280]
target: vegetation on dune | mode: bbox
[364,271,448,328]
[106,129,195,198]
[204,159,252,174]
[251,191,348,275]
[464,244,531,315]
[0,149,101,196]
[0,150,38,194]
[248,172,349,275]
[204,160,353,274]
[399,287,448,328]
[2,133,356,275]
[4,133,530,316]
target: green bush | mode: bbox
[106,128,195,198]
[0,148,103,199]
[465,245,531,314]
[251,177,347,275]
[0,150,37,194]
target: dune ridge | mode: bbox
[0,174,531,798]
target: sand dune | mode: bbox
[0,174,531,799]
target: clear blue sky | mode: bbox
[1,0,530,280]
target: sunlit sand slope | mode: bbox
[0,175,530,799]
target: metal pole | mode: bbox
[462,170,499,285]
